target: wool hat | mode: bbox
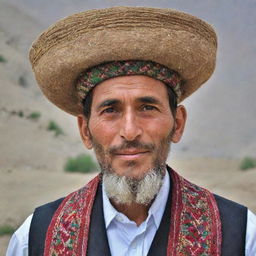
[29,6,217,116]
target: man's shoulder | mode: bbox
[34,197,64,214]
[213,194,248,254]
[213,193,248,229]
[31,197,65,231]
[32,176,100,223]
[29,197,65,255]
[214,193,247,213]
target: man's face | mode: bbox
[78,75,186,179]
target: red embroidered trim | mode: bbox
[167,170,222,255]
[44,175,100,255]
[43,170,222,255]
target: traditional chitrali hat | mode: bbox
[29,6,217,116]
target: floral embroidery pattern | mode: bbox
[168,170,222,255]
[44,175,100,256]
[76,60,182,101]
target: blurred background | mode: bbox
[0,0,255,253]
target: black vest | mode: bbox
[29,178,247,256]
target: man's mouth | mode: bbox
[114,150,150,160]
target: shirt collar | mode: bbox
[148,170,170,228]
[102,169,170,229]
[102,182,119,228]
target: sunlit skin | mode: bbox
[78,75,187,225]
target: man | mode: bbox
[7,6,256,256]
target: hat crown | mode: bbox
[29,6,217,67]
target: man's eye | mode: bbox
[102,107,116,114]
[141,105,156,111]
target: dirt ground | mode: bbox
[1,157,256,254]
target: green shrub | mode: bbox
[0,54,7,63]
[18,75,28,87]
[10,110,24,118]
[18,110,24,118]
[28,111,41,121]
[0,224,15,236]
[47,120,64,136]
[64,154,97,173]
[240,157,256,170]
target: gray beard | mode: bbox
[102,165,165,205]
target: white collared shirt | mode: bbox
[102,171,170,256]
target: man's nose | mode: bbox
[119,111,142,141]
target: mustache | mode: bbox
[108,140,155,155]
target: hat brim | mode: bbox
[30,7,217,116]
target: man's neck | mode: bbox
[110,200,151,226]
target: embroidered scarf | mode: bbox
[44,169,222,255]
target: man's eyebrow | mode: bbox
[97,99,120,110]
[137,96,161,105]
[96,96,161,110]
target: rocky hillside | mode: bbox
[0,2,88,173]
[1,0,256,161]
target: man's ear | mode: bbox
[77,115,93,149]
[171,105,187,143]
